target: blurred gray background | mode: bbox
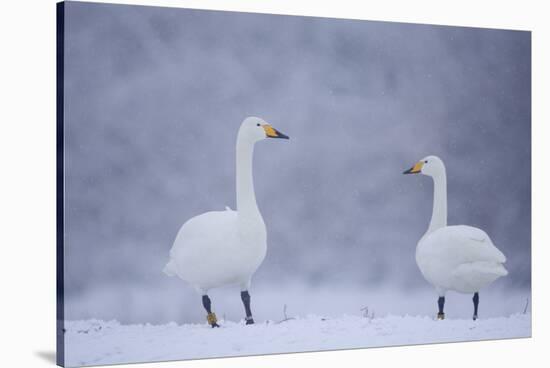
[63,1,531,324]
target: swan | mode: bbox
[403,155,507,320]
[163,116,289,327]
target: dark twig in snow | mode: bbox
[361,306,375,322]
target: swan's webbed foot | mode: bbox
[437,312,445,320]
[241,290,255,326]
[202,295,220,328]
[472,314,478,321]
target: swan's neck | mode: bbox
[428,171,447,235]
[236,135,261,219]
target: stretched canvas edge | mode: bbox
[56,1,66,367]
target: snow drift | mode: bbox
[64,313,530,367]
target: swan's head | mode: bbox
[403,155,445,177]
[239,116,289,143]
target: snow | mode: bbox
[64,313,530,367]
[65,283,531,324]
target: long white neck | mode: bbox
[236,133,261,219]
[427,170,447,234]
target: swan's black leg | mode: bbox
[473,292,479,320]
[241,290,255,325]
[202,294,220,328]
[437,296,445,320]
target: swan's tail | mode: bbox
[460,261,508,277]
[453,261,508,291]
[479,262,508,277]
[163,259,177,277]
[494,263,508,277]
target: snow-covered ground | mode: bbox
[63,284,531,366]
[64,313,530,367]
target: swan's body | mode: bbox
[164,207,266,291]
[417,225,507,294]
[404,155,507,320]
[164,117,288,327]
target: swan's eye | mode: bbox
[256,123,260,127]
[425,160,428,164]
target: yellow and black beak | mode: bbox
[403,161,424,174]
[263,124,289,139]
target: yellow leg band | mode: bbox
[207,312,218,325]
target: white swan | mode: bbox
[403,155,507,320]
[164,116,289,327]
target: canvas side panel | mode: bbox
[56,2,65,367]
